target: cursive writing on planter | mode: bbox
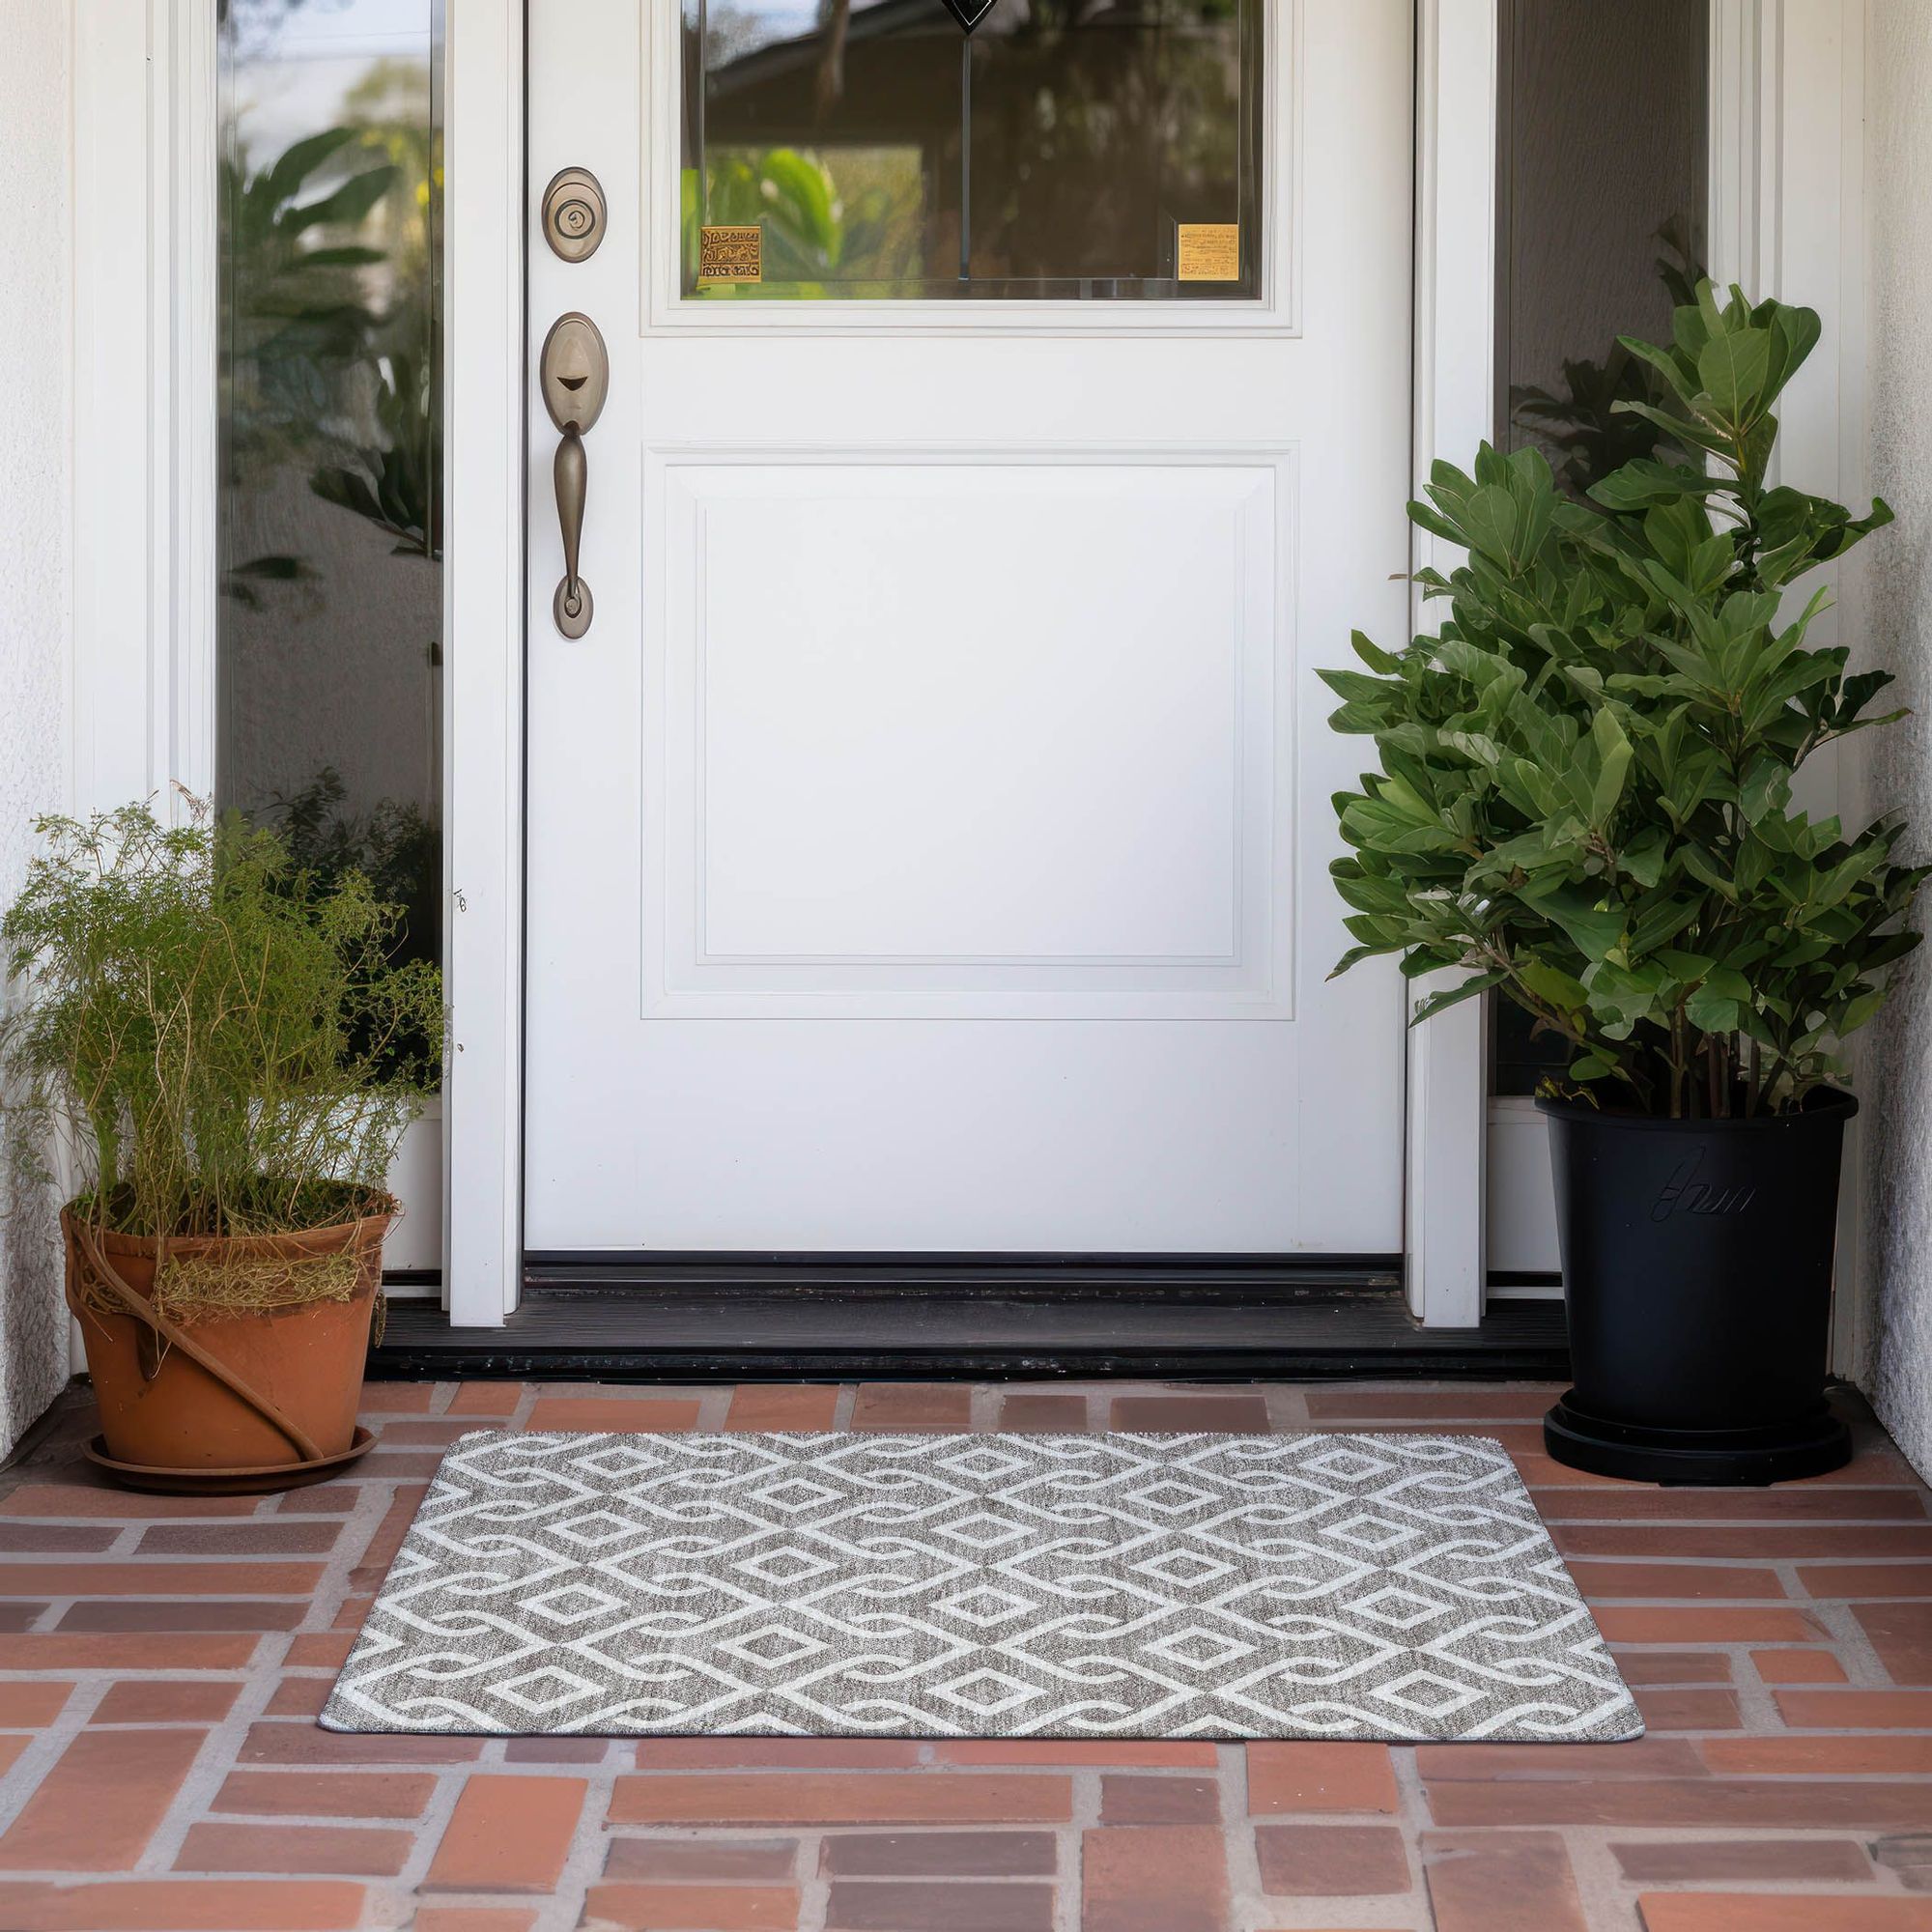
[1651,1148,1758,1223]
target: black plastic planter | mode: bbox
[1537,1090,1856,1485]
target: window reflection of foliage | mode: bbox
[689,0,1251,298]
[218,6,442,1089]
[706,149,845,277]
[217,0,332,65]
[975,0,1244,280]
[697,147,928,293]
[221,54,438,599]
[263,769,441,1076]
[220,128,394,467]
[318,58,441,567]
[309,346,435,557]
[1507,219,1706,499]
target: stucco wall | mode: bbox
[0,0,75,1455]
[1863,4,1932,1476]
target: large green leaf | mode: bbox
[1463,486,1520,566]
[1696,327,1772,422]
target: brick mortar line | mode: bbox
[1807,1595,1909,1691]
[1262,1384,1316,1431]
[1214,1741,1278,1932]
[1569,1819,1932,1920]
[1062,1762,1099,1932]
[134,1470,402,1878]
[388,1758,481,1903]
[796,1822,833,1932]
[1544,1514,1932,1530]
[0,1670,115,1846]
[1569,1828,1650,1932]
[1726,1641,1788,1731]
[0,1552,334,1567]
[510,1382,541,1431]
[527,1759,614,1932]
[1384,1742,1436,1932]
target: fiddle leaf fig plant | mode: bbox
[1325,281,1924,1119]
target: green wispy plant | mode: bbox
[1,798,443,1238]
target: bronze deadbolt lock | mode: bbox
[542,166,607,263]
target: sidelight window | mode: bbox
[215,0,443,986]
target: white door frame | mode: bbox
[64,0,1847,1333]
[1406,0,1500,1327]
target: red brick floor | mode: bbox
[0,1378,1925,1930]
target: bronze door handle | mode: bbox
[554,427,589,637]
[539,312,610,639]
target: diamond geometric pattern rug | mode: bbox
[322,1430,1641,1742]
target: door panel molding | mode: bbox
[646,443,1296,1018]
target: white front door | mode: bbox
[524,0,1412,1254]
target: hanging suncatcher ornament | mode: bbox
[938,0,999,34]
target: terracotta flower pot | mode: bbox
[64,1201,393,1483]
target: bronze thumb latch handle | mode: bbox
[539,312,611,639]
[554,427,589,634]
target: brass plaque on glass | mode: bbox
[698,225,763,282]
[1177,223,1240,283]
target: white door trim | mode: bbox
[1405,0,1497,1326]
[74,0,1853,1327]
[442,0,527,1323]
[1707,0,1875,1378]
[71,0,218,813]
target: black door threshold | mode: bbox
[523,1253,1406,1297]
[371,1284,1568,1381]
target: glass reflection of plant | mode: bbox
[222,77,438,580]
[265,771,441,1077]
[1507,219,1705,499]
[219,134,393,450]
[218,7,442,1075]
[308,345,435,556]
[972,0,1245,282]
[309,58,441,566]
[690,0,1248,297]
[696,146,926,293]
[219,126,399,603]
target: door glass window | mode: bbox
[215,0,443,991]
[680,0,1263,299]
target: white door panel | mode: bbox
[526,0,1412,1254]
[650,455,1287,1015]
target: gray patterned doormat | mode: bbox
[323,1430,1641,1742]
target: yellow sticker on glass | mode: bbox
[1177,223,1240,283]
[699,225,762,282]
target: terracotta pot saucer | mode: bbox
[81,1424,376,1495]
